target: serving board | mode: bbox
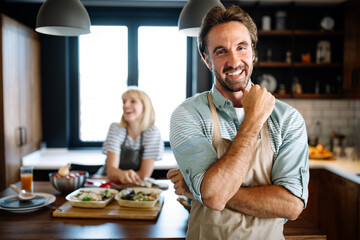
[52,196,164,220]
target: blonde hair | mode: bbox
[119,88,156,132]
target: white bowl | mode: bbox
[115,187,162,208]
[65,188,118,208]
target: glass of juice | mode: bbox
[20,166,33,192]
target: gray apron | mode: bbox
[186,93,284,240]
[96,131,144,175]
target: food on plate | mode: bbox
[120,188,160,202]
[309,144,332,159]
[71,189,113,201]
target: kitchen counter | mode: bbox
[309,158,360,184]
[24,149,360,184]
[23,148,178,170]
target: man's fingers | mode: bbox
[166,169,181,179]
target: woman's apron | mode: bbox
[95,131,144,175]
[186,93,284,240]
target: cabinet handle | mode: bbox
[23,127,27,145]
[17,127,22,146]
[18,126,28,146]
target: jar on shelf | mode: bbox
[262,16,271,30]
[275,11,287,30]
[285,51,291,63]
[292,77,302,94]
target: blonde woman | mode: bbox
[100,88,163,183]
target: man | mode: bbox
[167,5,309,240]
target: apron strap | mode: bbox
[208,93,232,158]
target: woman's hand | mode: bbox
[167,169,195,200]
[119,169,141,184]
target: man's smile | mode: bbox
[226,69,243,76]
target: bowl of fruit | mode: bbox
[49,164,89,194]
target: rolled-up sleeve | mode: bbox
[270,108,309,207]
[170,105,217,203]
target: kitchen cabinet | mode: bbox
[250,2,345,98]
[301,169,359,240]
[0,14,42,191]
[343,0,360,98]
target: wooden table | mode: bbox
[0,181,325,240]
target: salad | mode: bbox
[71,189,113,201]
[121,188,159,202]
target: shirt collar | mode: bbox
[210,84,233,111]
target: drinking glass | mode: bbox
[20,166,33,192]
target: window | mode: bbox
[79,26,128,142]
[138,26,187,142]
[73,20,189,147]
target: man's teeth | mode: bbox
[227,69,243,76]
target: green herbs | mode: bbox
[80,196,92,201]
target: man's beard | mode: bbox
[214,66,251,92]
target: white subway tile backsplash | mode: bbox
[292,99,357,147]
[331,100,349,108]
[331,119,348,126]
[313,100,331,110]
[322,110,340,118]
[312,111,323,118]
[340,110,355,118]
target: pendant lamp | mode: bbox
[36,0,91,36]
[178,0,224,37]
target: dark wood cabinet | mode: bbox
[223,1,360,99]
[343,0,360,98]
[248,2,345,99]
[301,169,359,240]
[0,14,42,191]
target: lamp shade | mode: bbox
[36,0,91,36]
[178,0,224,37]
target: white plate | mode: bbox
[115,187,162,208]
[258,74,277,93]
[320,17,335,30]
[0,193,56,213]
[66,188,118,208]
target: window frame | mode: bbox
[68,7,193,148]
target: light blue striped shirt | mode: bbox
[102,123,164,161]
[170,86,309,206]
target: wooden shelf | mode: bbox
[258,30,292,35]
[292,93,342,98]
[256,62,342,67]
[294,30,343,36]
[293,62,343,67]
[258,30,343,36]
[273,93,292,98]
[256,62,292,67]
[274,93,343,99]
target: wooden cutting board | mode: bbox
[52,196,164,220]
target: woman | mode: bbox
[100,88,163,184]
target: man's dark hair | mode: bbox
[198,5,258,63]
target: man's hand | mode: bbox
[167,169,195,200]
[241,84,275,130]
